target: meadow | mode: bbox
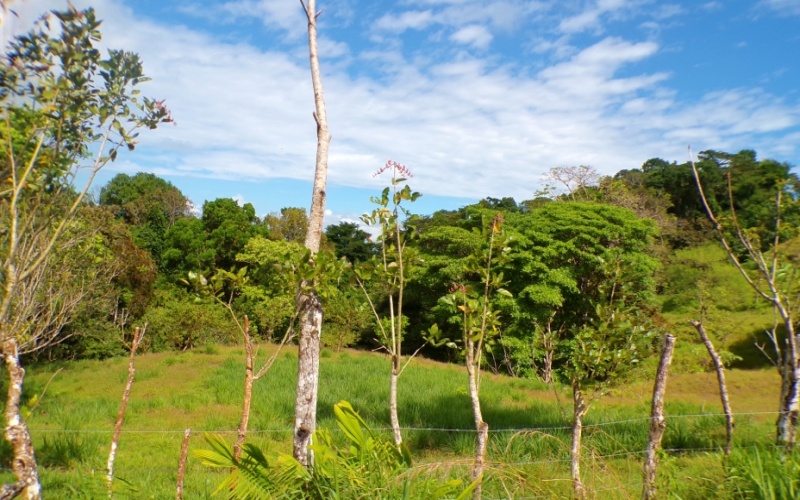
[1,338,794,499]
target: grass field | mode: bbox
[0,334,791,499]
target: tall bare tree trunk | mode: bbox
[466,339,488,500]
[690,320,734,455]
[571,383,588,500]
[107,325,146,498]
[1,338,41,500]
[234,316,253,462]
[293,0,331,467]
[642,334,675,500]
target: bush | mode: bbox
[142,287,238,351]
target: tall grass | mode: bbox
[0,345,783,498]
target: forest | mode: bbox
[2,4,800,500]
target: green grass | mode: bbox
[0,344,786,498]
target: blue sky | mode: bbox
[4,0,799,225]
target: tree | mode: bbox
[690,148,800,448]
[434,213,512,499]
[0,6,171,497]
[325,221,375,264]
[202,198,265,272]
[354,160,421,448]
[544,165,599,201]
[99,172,191,264]
[294,0,332,466]
[99,172,191,228]
[265,207,309,244]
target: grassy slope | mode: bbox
[0,337,783,499]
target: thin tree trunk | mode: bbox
[690,320,734,455]
[234,316,253,462]
[176,428,190,500]
[466,340,488,500]
[107,325,145,498]
[777,332,799,448]
[293,0,331,467]
[1,338,41,500]
[389,355,402,447]
[542,344,553,384]
[571,383,588,500]
[642,334,676,500]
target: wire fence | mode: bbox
[26,409,781,435]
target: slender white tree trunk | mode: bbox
[107,326,145,498]
[1,338,41,500]
[466,340,488,500]
[389,355,402,447]
[642,334,676,500]
[293,0,331,467]
[776,320,799,448]
[690,320,734,454]
[571,383,588,500]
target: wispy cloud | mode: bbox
[450,24,493,49]
[374,9,436,33]
[760,0,800,16]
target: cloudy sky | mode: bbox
[4,0,799,223]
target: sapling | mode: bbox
[433,213,512,500]
[353,160,421,449]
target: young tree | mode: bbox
[0,7,171,496]
[435,213,512,499]
[354,160,421,448]
[293,0,332,466]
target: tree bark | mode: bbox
[293,0,332,467]
[1,338,41,500]
[234,316,253,462]
[571,383,588,500]
[107,326,145,497]
[642,334,676,500]
[175,428,190,500]
[777,332,799,448]
[466,339,488,500]
[389,355,402,447]
[689,320,734,455]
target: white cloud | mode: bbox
[450,24,493,49]
[7,0,799,209]
[374,10,435,33]
[760,0,800,16]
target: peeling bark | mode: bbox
[642,334,675,500]
[690,320,734,455]
[234,316,254,462]
[175,428,190,500]
[466,339,488,500]
[389,358,402,447]
[293,291,323,466]
[293,0,331,467]
[107,325,145,497]
[571,383,588,500]
[1,338,41,500]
